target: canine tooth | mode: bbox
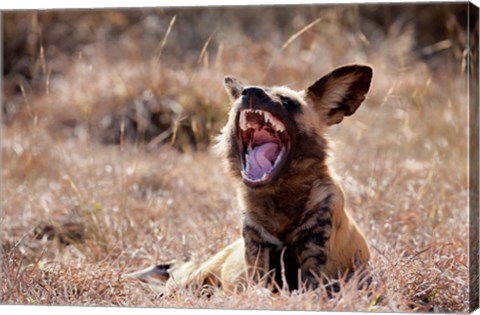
[275,123,284,132]
[264,112,271,124]
[273,154,279,167]
[244,158,250,172]
[273,150,284,167]
[240,111,247,130]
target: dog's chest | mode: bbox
[244,191,311,241]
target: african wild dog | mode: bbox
[127,64,373,294]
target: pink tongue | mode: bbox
[245,142,279,180]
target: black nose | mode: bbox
[241,87,268,101]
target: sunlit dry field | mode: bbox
[1,4,474,312]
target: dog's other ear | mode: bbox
[306,65,372,125]
[224,76,244,101]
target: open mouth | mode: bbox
[237,109,290,186]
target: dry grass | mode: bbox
[1,4,472,312]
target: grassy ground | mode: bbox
[1,4,472,312]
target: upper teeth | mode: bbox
[239,109,285,132]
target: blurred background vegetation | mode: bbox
[2,4,471,152]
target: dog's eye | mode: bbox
[281,97,301,113]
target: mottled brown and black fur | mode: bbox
[127,65,373,294]
[218,64,372,290]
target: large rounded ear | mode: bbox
[306,65,372,125]
[224,76,245,101]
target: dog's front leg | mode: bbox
[291,198,333,289]
[242,224,279,285]
[293,234,330,289]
